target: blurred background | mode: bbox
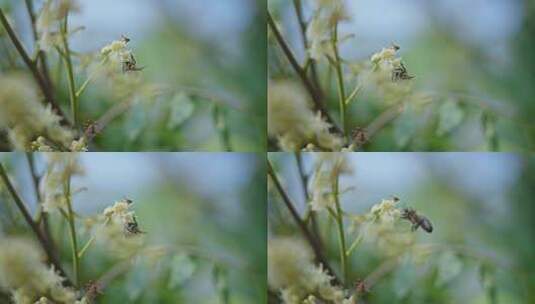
[268,0,535,151]
[269,152,535,303]
[0,0,266,151]
[0,152,266,303]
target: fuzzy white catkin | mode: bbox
[0,74,74,150]
[0,238,76,304]
[268,81,343,151]
[40,154,84,213]
[268,237,351,304]
[306,0,350,60]
[93,199,144,258]
[309,154,353,211]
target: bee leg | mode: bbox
[411,223,419,231]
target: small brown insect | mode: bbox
[355,279,370,295]
[401,208,433,233]
[351,127,369,146]
[392,62,414,82]
[84,280,103,302]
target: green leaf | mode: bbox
[168,254,198,289]
[393,104,418,148]
[123,102,147,142]
[479,263,498,304]
[167,93,195,130]
[481,111,499,151]
[125,261,152,301]
[436,100,464,136]
[435,251,463,287]
[392,256,417,299]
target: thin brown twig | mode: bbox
[0,8,69,125]
[0,163,72,287]
[294,153,322,250]
[365,102,405,139]
[267,12,341,134]
[25,153,54,250]
[292,0,322,97]
[267,160,341,285]
[24,0,55,95]
[85,99,133,141]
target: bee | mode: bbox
[118,35,144,73]
[124,215,145,235]
[120,34,130,44]
[122,53,144,73]
[392,62,414,82]
[401,208,433,233]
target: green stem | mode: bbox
[213,105,232,152]
[78,218,109,258]
[333,174,348,285]
[64,178,79,287]
[77,235,95,259]
[332,23,347,138]
[60,15,78,127]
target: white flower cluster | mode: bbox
[36,0,80,51]
[309,154,352,211]
[102,199,137,227]
[268,237,354,304]
[356,198,415,256]
[0,75,75,150]
[95,199,145,257]
[39,154,84,213]
[100,38,131,65]
[365,197,401,223]
[0,238,77,304]
[350,45,415,104]
[306,0,350,60]
[268,81,343,151]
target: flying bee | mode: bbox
[401,208,433,233]
[392,62,414,82]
